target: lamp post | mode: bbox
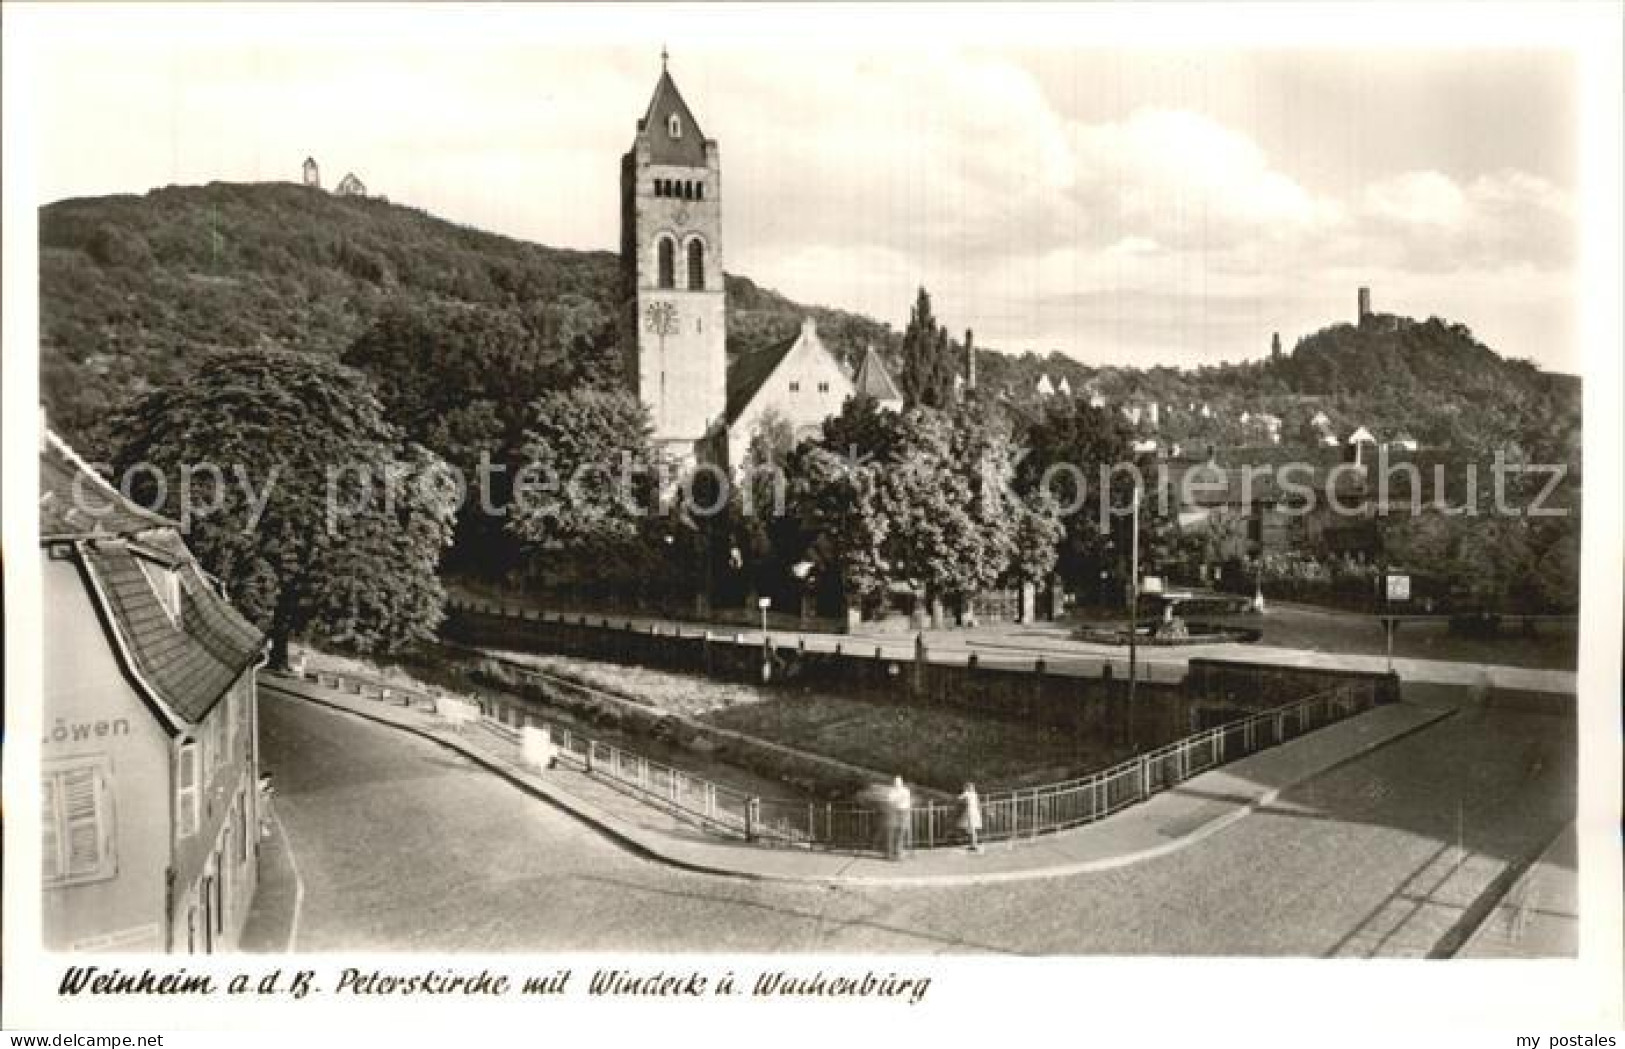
[1127,478,1141,748]
[758,596,773,682]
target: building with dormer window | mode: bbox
[40,428,265,953]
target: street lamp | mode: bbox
[1128,478,1141,748]
[758,597,773,682]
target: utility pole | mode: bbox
[1128,478,1141,748]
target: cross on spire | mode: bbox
[661,45,669,71]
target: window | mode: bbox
[177,742,200,838]
[235,795,250,864]
[668,113,682,138]
[135,555,181,624]
[696,182,704,201]
[43,757,116,887]
[788,381,801,393]
[818,381,830,394]
[657,237,675,289]
[686,239,705,291]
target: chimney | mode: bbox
[1357,287,1371,324]
[964,328,976,391]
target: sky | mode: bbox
[20,4,1583,373]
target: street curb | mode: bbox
[1433,820,1574,959]
[262,675,1456,887]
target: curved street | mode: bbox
[252,687,1574,956]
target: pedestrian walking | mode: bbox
[888,775,913,860]
[957,782,983,853]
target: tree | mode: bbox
[899,287,957,410]
[507,389,657,577]
[791,446,891,614]
[875,407,1022,623]
[1015,395,1137,599]
[110,349,457,666]
[820,392,906,465]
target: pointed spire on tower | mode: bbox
[661,44,669,71]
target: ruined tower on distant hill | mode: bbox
[302,156,320,189]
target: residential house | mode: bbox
[40,429,265,953]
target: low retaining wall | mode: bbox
[444,603,1189,742]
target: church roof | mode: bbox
[638,67,709,167]
[853,345,903,403]
[726,332,801,426]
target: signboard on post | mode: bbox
[1386,574,1411,602]
[1141,576,1164,595]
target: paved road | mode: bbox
[257,689,1574,955]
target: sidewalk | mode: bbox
[1456,823,1579,958]
[239,792,302,952]
[260,671,1451,886]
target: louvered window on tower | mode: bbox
[668,113,682,138]
[687,240,705,290]
[658,238,676,289]
[42,757,117,886]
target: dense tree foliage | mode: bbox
[898,288,959,410]
[110,349,457,664]
[39,183,896,451]
[506,389,658,584]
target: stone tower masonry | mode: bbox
[619,54,726,458]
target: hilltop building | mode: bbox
[302,156,320,188]
[40,429,265,953]
[336,172,367,197]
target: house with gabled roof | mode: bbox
[853,343,904,411]
[720,317,857,468]
[40,428,265,953]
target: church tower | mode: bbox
[620,53,726,458]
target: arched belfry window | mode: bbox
[687,239,705,291]
[668,113,682,138]
[658,237,676,289]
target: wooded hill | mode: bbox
[40,181,1578,465]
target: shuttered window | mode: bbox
[42,757,116,886]
[177,742,200,838]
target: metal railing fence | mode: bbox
[300,662,1377,855]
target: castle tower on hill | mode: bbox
[619,53,726,459]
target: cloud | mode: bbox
[28,34,1577,372]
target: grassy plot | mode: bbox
[703,695,1130,793]
[476,647,771,717]
[474,647,1124,793]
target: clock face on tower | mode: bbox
[644,300,679,337]
[673,203,691,225]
